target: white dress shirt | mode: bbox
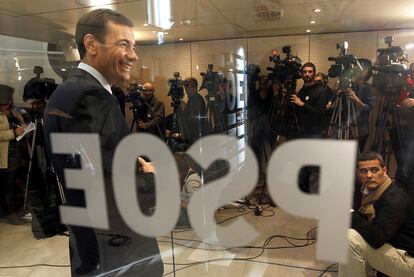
[77,62,112,94]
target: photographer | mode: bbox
[290,62,328,138]
[341,58,375,151]
[181,77,208,143]
[136,82,165,139]
[398,62,414,108]
[0,84,29,224]
[393,62,414,199]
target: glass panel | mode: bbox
[1,1,414,277]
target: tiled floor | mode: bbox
[0,207,338,277]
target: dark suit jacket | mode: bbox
[43,68,163,276]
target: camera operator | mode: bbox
[398,62,414,108]
[340,58,375,151]
[290,62,328,138]
[181,77,208,143]
[290,63,328,193]
[136,82,165,139]
[393,62,414,200]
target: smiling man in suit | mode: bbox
[43,9,163,276]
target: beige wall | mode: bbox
[135,29,414,115]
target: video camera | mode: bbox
[23,66,57,101]
[168,72,185,110]
[372,36,409,96]
[125,84,146,120]
[125,84,145,106]
[266,46,302,87]
[328,41,362,90]
[200,64,223,104]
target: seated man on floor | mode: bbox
[339,151,414,277]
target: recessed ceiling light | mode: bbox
[76,0,113,5]
[164,32,169,35]
[144,23,148,27]
[310,20,316,24]
[306,29,311,33]
[179,38,184,41]
[180,19,191,25]
[152,30,156,33]
[314,8,321,13]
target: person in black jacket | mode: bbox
[181,77,208,144]
[339,151,414,277]
[43,9,163,277]
[136,82,165,139]
[291,63,328,193]
[290,62,328,138]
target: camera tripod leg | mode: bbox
[23,119,38,210]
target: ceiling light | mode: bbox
[164,32,168,35]
[147,0,172,29]
[405,43,414,50]
[144,23,148,27]
[152,30,156,33]
[179,38,184,41]
[310,20,316,24]
[76,0,113,6]
[313,8,321,13]
[306,29,311,33]
[180,19,191,25]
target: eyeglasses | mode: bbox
[101,40,137,53]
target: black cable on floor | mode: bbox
[317,263,338,277]
[161,225,320,277]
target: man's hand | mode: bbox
[14,125,25,137]
[400,98,414,108]
[326,101,334,110]
[345,89,365,108]
[138,120,146,130]
[138,157,156,173]
[290,95,305,107]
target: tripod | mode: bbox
[205,91,226,134]
[267,79,303,141]
[327,92,359,142]
[371,96,402,169]
[23,100,66,211]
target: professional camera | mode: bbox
[200,64,223,104]
[125,83,147,121]
[168,72,185,110]
[125,84,145,106]
[372,36,409,96]
[266,46,302,89]
[23,66,57,101]
[328,41,362,90]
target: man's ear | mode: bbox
[383,166,388,174]
[84,34,99,56]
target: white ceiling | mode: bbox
[0,0,414,44]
